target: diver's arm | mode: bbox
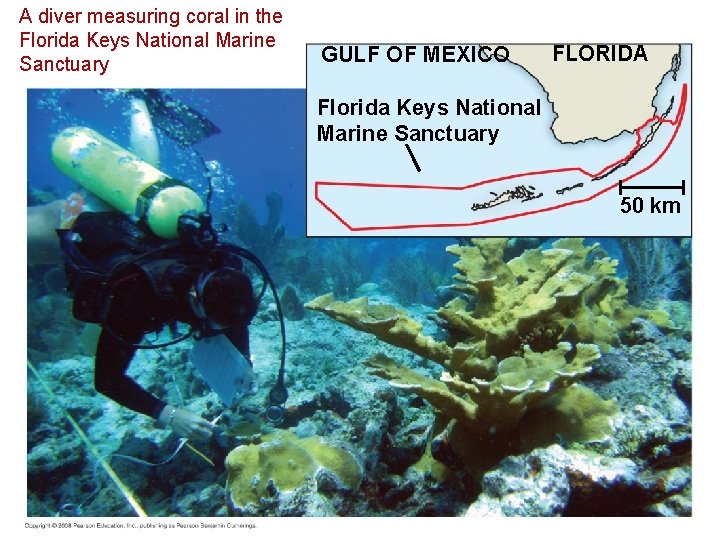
[94,327,167,419]
[94,338,214,440]
[93,275,167,419]
[95,275,216,440]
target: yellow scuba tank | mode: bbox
[51,126,204,239]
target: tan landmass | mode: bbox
[502,45,680,142]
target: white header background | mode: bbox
[7,0,716,536]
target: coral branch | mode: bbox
[307,238,662,471]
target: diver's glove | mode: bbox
[156,404,215,441]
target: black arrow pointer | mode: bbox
[405,144,421,172]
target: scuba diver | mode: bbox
[31,90,288,441]
[60,210,266,441]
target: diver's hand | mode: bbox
[157,405,215,441]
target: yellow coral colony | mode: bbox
[225,431,361,510]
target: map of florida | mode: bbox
[503,44,680,143]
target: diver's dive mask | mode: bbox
[189,269,224,333]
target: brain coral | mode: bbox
[225,430,361,515]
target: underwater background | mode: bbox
[27,89,691,517]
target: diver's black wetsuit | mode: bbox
[94,262,250,420]
[59,211,252,421]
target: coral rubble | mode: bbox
[465,444,690,516]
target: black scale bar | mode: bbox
[618,179,685,196]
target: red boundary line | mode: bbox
[314,83,688,232]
